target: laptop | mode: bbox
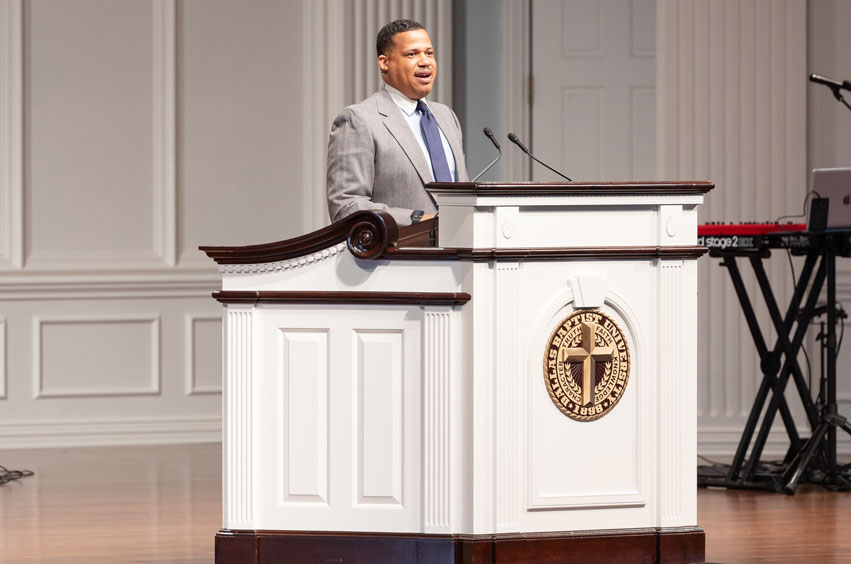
[810,167,851,232]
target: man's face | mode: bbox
[378,29,436,100]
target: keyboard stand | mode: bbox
[780,245,851,492]
[699,246,824,491]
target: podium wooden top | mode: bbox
[426,181,714,196]
[201,212,707,266]
[201,182,713,265]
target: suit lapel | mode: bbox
[377,90,434,183]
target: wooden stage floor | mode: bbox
[1,444,849,563]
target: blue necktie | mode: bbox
[416,100,453,182]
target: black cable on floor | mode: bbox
[0,465,34,486]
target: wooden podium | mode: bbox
[202,181,713,564]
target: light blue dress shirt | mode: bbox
[384,84,458,182]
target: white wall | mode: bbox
[0,0,453,448]
[658,0,813,456]
[809,0,851,172]
[0,0,314,447]
[3,0,849,452]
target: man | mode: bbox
[326,19,468,226]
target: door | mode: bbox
[531,0,656,181]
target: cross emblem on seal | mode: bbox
[560,322,614,407]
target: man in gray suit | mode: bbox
[326,19,467,226]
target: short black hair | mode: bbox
[376,19,425,57]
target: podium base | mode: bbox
[215,526,704,564]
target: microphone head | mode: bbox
[507,132,529,153]
[483,127,500,150]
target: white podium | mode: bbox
[202,182,713,564]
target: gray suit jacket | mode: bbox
[326,88,468,226]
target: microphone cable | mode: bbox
[0,464,34,486]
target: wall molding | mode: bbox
[500,0,531,182]
[24,249,173,271]
[0,0,23,269]
[697,426,851,458]
[185,313,222,396]
[0,270,219,300]
[152,0,177,267]
[303,0,345,233]
[0,415,221,449]
[33,314,162,399]
[0,317,6,399]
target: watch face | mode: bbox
[411,210,424,222]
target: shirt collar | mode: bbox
[383,83,426,116]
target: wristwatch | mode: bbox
[410,210,424,224]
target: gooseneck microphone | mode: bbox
[484,127,501,150]
[506,132,572,181]
[809,73,851,92]
[471,127,502,182]
[810,73,851,112]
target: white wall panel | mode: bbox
[185,314,221,395]
[34,315,160,398]
[0,295,220,448]
[25,0,162,266]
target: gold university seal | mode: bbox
[543,310,631,422]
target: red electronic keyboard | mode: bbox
[697,222,809,251]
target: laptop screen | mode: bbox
[811,168,851,231]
